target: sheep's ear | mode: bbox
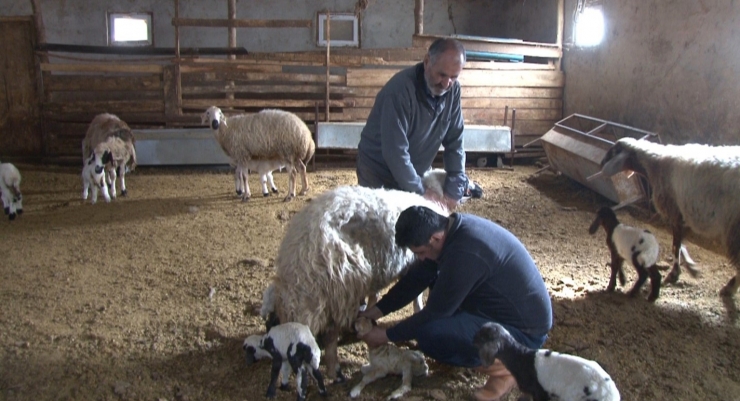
[102,150,113,164]
[200,112,208,125]
[220,113,228,128]
[600,148,631,176]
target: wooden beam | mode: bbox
[172,17,311,28]
[45,75,162,92]
[347,68,564,87]
[40,63,163,74]
[414,0,424,35]
[413,34,562,59]
[43,100,164,114]
[182,99,355,109]
[182,71,345,84]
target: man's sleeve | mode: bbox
[379,92,425,194]
[375,259,437,316]
[442,83,467,201]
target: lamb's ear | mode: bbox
[220,113,228,128]
[101,150,113,164]
[200,111,209,125]
[588,214,602,235]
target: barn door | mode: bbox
[0,17,41,160]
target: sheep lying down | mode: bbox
[474,322,620,401]
[350,317,429,400]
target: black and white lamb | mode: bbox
[349,317,428,400]
[235,159,285,197]
[243,322,327,401]
[474,322,620,401]
[81,154,111,204]
[0,161,23,221]
[588,206,662,301]
[592,137,740,296]
[82,113,136,198]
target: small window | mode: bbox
[108,12,153,46]
[575,7,604,47]
[317,12,359,47]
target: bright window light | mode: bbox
[575,7,604,47]
[109,13,152,46]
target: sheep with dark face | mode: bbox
[474,322,620,401]
[589,206,662,301]
[243,322,327,401]
[591,137,740,297]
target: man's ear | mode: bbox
[430,230,444,245]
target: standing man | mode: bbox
[357,38,468,211]
[358,206,553,401]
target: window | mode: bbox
[574,6,605,47]
[317,13,359,47]
[108,12,153,46]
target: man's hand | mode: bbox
[358,325,389,348]
[358,305,383,321]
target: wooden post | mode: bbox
[556,0,564,71]
[174,0,180,59]
[30,0,49,157]
[227,0,236,101]
[325,11,331,122]
[174,0,182,117]
[414,0,424,35]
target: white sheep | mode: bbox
[261,169,451,382]
[474,322,620,401]
[82,113,136,198]
[350,317,429,400]
[588,206,662,301]
[81,154,111,204]
[91,136,137,199]
[591,137,740,296]
[202,106,315,202]
[235,159,285,198]
[243,322,328,401]
[0,162,23,221]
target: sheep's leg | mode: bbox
[266,356,284,398]
[606,256,624,292]
[297,159,309,196]
[388,366,414,400]
[241,168,251,201]
[107,167,118,199]
[283,165,297,202]
[234,165,244,196]
[90,183,98,204]
[309,366,328,396]
[628,265,648,299]
[322,326,345,383]
[99,176,111,203]
[647,265,662,302]
[665,227,685,284]
[279,362,292,391]
[679,244,701,278]
[260,173,270,197]
[267,171,278,194]
[719,223,740,297]
[296,367,309,401]
[82,180,90,200]
[118,165,127,197]
[349,366,386,398]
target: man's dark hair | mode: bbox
[395,206,449,248]
[428,38,466,65]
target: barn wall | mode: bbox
[559,0,740,145]
[0,0,552,51]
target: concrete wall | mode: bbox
[0,1,554,51]
[561,0,740,145]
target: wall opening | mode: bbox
[108,12,153,46]
[317,12,359,47]
[575,6,604,47]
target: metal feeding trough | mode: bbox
[527,114,660,209]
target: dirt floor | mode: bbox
[1,162,739,401]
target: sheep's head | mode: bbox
[407,350,429,377]
[588,206,617,235]
[243,334,265,366]
[354,316,374,337]
[588,137,644,181]
[202,106,227,130]
[473,322,512,366]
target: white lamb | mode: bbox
[81,154,111,204]
[235,159,285,197]
[202,106,315,202]
[0,162,23,221]
[243,322,328,401]
[474,322,620,401]
[591,137,740,297]
[261,169,452,382]
[350,317,429,400]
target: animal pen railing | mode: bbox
[37,40,563,164]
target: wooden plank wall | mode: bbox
[39,47,563,162]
